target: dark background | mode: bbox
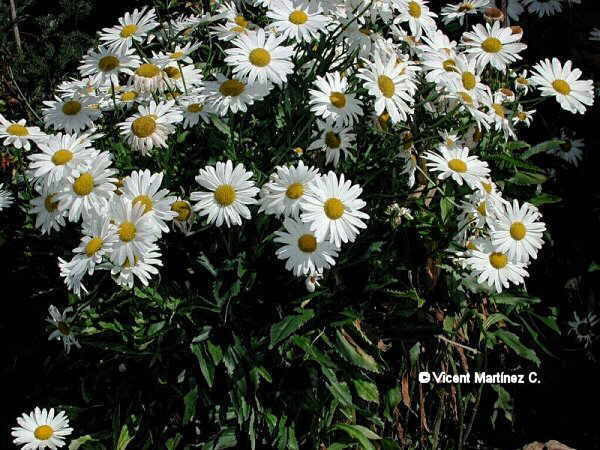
[1,0,599,448]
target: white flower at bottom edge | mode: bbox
[12,407,73,449]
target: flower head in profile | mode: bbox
[46,305,81,354]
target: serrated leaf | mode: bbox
[495,329,540,366]
[335,329,380,373]
[352,379,379,403]
[269,309,315,348]
[322,367,353,406]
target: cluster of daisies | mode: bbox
[3,0,597,447]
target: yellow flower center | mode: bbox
[44,194,59,212]
[377,75,396,98]
[359,28,372,36]
[135,63,161,78]
[170,51,185,60]
[85,237,104,256]
[325,131,341,149]
[286,183,304,199]
[516,76,529,85]
[7,123,28,136]
[235,15,249,27]
[408,1,422,18]
[73,173,94,196]
[133,194,153,214]
[120,91,139,102]
[481,37,502,53]
[219,79,245,97]
[51,149,73,166]
[509,222,527,240]
[164,66,182,79]
[293,147,304,155]
[477,201,487,217]
[560,140,572,152]
[289,10,308,24]
[249,48,271,67]
[329,91,346,108]
[552,79,571,95]
[492,103,505,118]
[378,112,391,130]
[448,159,467,173]
[98,55,120,72]
[120,24,138,37]
[119,221,136,242]
[489,252,508,269]
[481,181,492,193]
[517,111,527,121]
[459,91,474,105]
[324,198,345,220]
[131,116,157,138]
[462,72,476,90]
[34,425,54,441]
[297,234,317,253]
[62,101,82,116]
[214,184,236,206]
[458,3,474,12]
[171,200,191,221]
[443,59,457,72]
[187,103,203,113]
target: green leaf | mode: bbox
[116,425,134,450]
[322,367,353,406]
[495,329,540,366]
[183,385,198,424]
[521,139,564,159]
[529,193,561,206]
[492,294,541,306]
[211,115,231,135]
[440,196,454,224]
[292,335,337,369]
[353,379,380,403]
[333,424,381,450]
[269,309,315,348]
[68,435,95,450]
[335,329,380,373]
[508,171,548,185]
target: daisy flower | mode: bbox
[465,239,528,293]
[28,132,98,187]
[58,256,88,296]
[491,199,546,263]
[204,73,272,115]
[548,132,584,167]
[305,269,323,292]
[131,60,167,92]
[444,78,492,130]
[483,89,516,140]
[259,160,320,218]
[529,58,594,115]
[30,184,67,234]
[441,0,490,25]
[357,52,415,123]
[67,211,119,278]
[568,312,599,348]
[109,196,158,266]
[395,0,438,40]
[12,407,73,449]
[42,96,101,133]
[307,119,356,167]
[56,151,117,222]
[155,41,202,65]
[162,63,203,92]
[224,28,295,85]
[0,183,14,211]
[122,170,178,234]
[341,22,376,59]
[178,95,213,128]
[170,197,194,234]
[274,217,339,276]
[79,45,140,87]
[462,21,527,71]
[267,0,329,43]
[111,244,163,289]
[300,171,369,248]
[423,145,491,188]
[99,7,159,52]
[0,114,45,150]
[439,130,465,150]
[512,105,535,127]
[190,160,260,227]
[309,72,364,126]
[118,100,183,155]
[513,69,531,94]
[210,20,252,41]
[46,305,81,353]
[524,0,562,17]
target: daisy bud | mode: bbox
[484,7,504,23]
